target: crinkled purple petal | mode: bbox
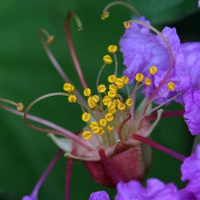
[89,191,110,200]
[179,42,200,90]
[181,145,200,199]
[183,89,200,135]
[178,189,197,200]
[198,0,200,7]
[120,16,184,104]
[115,179,178,200]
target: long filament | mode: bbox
[103,1,141,18]
[65,11,88,89]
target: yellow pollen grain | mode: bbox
[103,55,113,64]
[108,90,117,98]
[98,84,106,93]
[118,103,126,111]
[17,102,24,111]
[90,121,98,128]
[68,94,77,103]
[92,126,100,134]
[149,66,158,75]
[107,125,114,132]
[63,83,75,93]
[82,131,92,140]
[108,108,117,114]
[126,98,133,107]
[108,45,118,53]
[99,119,107,127]
[102,96,112,105]
[84,88,91,97]
[101,12,109,20]
[122,76,129,84]
[109,84,117,91]
[108,75,116,83]
[115,78,124,89]
[105,113,114,122]
[167,82,175,91]
[135,73,144,82]
[107,101,116,109]
[92,95,100,103]
[145,78,152,86]
[123,21,131,29]
[82,112,91,122]
[98,127,104,135]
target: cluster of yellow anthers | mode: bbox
[63,44,175,141]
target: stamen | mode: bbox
[118,112,132,140]
[96,63,106,97]
[23,92,92,150]
[132,134,186,162]
[65,148,76,200]
[102,1,141,19]
[125,20,174,101]
[98,148,121,183]
[0,98,24,111]
[26,150,63,200]
[38,29,85,104]
[65,11,88,89]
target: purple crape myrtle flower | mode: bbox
[89,191,110,200]
[198,0,200,7]
[181,145,200,199]
[120,16,200,135]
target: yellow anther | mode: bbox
[117,103,126,111]
[126,98,133,107]
[102,96,112,105]
[108,108,117,114]
[103,55,113,64]
[135,73,144,82]
[17,102,24,112]
[149,66,158,75]
[98,127,104,135]
[108,75,117,83]
[98,84,106,93]
[115,78,124,89]
[145,78,152,86]
[90,121,98,128]
[101,12,109,20]
[47,36,54,45]
[122,76,129,85]
[108,45,118,53]
[107,125,114,132]
[82,131,92,140]
[123,21,131,29]
[92,95,99,103]
[107,101,116,109]
[108,90,117,98]
[92,126,100,135]
[109,84,117,91]
[99,119,107,127]
[167,82,175,91]
[82,112,91,122]
[68,94,77,103]
[113,99,121,107]
[63,83,75,93]
[88,101,96,109]
[84,88,91,97]
[105,113,114,122]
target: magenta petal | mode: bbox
[89,191,110,200]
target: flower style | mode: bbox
[120,16,200,135]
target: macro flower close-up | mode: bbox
[0,0,200,200]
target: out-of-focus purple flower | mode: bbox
[120,16,200,135]
[198,0,200,7]
[181,145,200,199]
[89,191,110,200]
[22,196,37,200]
[115,179,178,200]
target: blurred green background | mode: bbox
[0,0,199,199]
